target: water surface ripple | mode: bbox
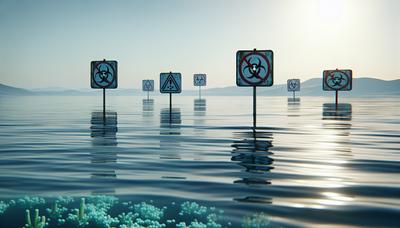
[0,96,399,227]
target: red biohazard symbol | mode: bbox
[238,51,272,86]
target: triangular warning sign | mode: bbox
[161,74,180,92]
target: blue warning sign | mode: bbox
[160,72,181,93]
[142,80,154,92]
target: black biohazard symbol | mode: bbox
[289,81,297,90]
[161,73,181,93]
[239,52,271,86]
[288,80,300,91]
[325,70,351,91]
[244,58,265,79]
[93,61,116,88]
[194,75,206,86]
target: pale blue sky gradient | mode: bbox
[0,0,399,89]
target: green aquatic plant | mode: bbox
[131,202,165,221]
[46,202,65,225]
[45,196,74,225]
[0,195,270,227]
[180,201,208,216]
[78,197,85,220]
[66,198,88,227]
[66,197,120,228]
[87,195,118,209]
[24,209,47,228]
[0,199,16,215]
[18,196,46,209]
[55,196,74,205]
[128,217,166,228]
[118,202,167,227]
[0,201,9,215]
[242,212,270,228]
[117,212,136,227]
[177,220,218,228]
[178,201,223,228]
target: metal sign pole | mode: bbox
[253,86,256,130]
[293,91,295,99]
[335,90,338,109]
[147,90,149,100]
[169,93,172,123]
[199,86,201,100]
[103,88,106,120]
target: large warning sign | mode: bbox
[142,80,154,91]
[287,79,300,92]
[193,74,207,86]
[91,60,118,89]
[236,50,273,87]
[323,69,352,91]
[160,72,181,93]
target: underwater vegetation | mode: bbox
[0,196,270,227]
[25,209,46,228]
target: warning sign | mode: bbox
[193,74,207,86]
[142,80,154,91]
[323,69,352,91]
[236,50,273,87]
[287,79,300,92]
[91,60,118,89]
[160,72,181,93]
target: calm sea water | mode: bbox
[0,95,399,227]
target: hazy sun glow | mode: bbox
[318,0,344,23]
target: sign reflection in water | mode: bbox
[194,99,206,134]
[142,99,155,117]
[287,97,301,117]
[323,103,352,121]
[194,99,206,113]
[159,108,182,161]
[231,130,274,204]
[287,97,300,104]
[90,111,118,194]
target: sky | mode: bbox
[0,0,399,89]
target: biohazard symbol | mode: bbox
[161,73,180,93]
[244,57,265,79]
[194,74,206,86]
[93,61,115,88]
[325,70,350,91]
[288,80,300,91]
[289,81,297,90]
[239,52,271,86]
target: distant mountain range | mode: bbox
[1,77,399,97]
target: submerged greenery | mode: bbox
[0,196,270,227]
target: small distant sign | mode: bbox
[160,72,181,93]
[236,50,273,87]
[323,69,352,91]
[142,80,154,92]
[193,74,207,86]
[287,79,300,92]
[91,60,118,89]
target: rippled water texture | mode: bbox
[0,95,399,227]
